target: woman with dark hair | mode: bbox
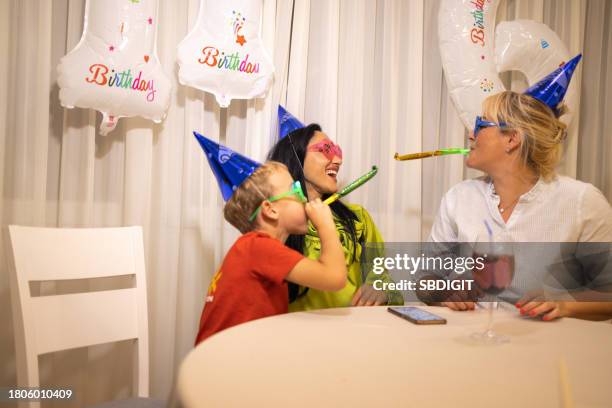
[268,123,403,310]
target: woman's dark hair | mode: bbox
[268,124,358,302]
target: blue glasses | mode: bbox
[473,116,507,137]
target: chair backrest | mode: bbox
[7,225,150,404]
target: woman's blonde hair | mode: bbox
[483,91,568,180]
[224,161,288,234]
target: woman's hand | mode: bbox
[516,292,567,321]
[441,301,476,311]
[440,291,476,311]
[351,284,388,306]
[440,287,481,311]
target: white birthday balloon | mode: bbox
[57,0,172,135]
[438,0,574,129]
[177,0,274,108]
[494,20,577,124]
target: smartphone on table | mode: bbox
[387,306,447,325]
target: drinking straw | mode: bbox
[559,357,574,408]
[483,219,493,241]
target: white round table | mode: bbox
[177,305,612,407]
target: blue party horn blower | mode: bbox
[278,105,305,139]
[523,54,582,116]
[193,131,261,201]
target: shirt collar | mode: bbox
[487,175,549,203]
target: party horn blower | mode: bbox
[394,148,469,161]
[323,166,378,205]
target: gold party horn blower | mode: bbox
[394,148,469,161]
[323,166,378,205]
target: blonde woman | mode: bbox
[429,71,612,320]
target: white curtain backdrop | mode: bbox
[1,0,610,405]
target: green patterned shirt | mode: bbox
[289,203,404,311]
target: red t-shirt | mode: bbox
[195,231,304,345]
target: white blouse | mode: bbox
[429,175,612,243]
[428,175,612,301]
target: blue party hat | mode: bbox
[278,105,304,139]
[524,54,582,115]
[194,131,261,202]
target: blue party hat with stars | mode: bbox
[524,54,582,116]
[278,105,304,139]
[194,131,261,202]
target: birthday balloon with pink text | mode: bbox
[57,0,172,135]
[177,0,274,108]
[438,0,577,129]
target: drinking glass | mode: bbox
[470,233,515,343]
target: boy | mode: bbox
[194,133,347,344]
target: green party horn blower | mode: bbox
[323,166,378,205]
[394,148,469,161]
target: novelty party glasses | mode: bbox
[307,140,343,160]
[249,180,307,222]
[473,116,507,137]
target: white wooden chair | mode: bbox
[7,226,163,408]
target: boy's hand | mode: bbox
[287,198,346,292]
[305,198,335,232]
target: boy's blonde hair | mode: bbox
[483,91,568,181]
[224,161,288,233]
